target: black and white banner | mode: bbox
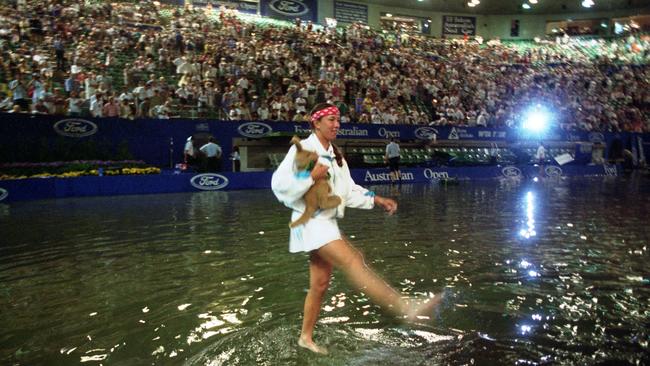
[334,1,368,24]
[442,15,476,36]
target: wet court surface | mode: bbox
[0,177,648,365]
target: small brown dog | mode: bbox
[289,136,342,228]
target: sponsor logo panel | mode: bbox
[190,174,229,190]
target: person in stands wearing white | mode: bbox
[184,136,197,170]
[200,137,222,172]
[271,103,443,355]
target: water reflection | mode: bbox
[519,191,537,239]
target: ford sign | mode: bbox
[501,166,522,178]
[190,174,229,191]
[237,122,273,138]
[414,127,438,140]
[545,166,562,177]
[0,188,7,202]
[53,119,98,138]
[269,0,309,16]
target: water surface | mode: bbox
[1,177,648,365]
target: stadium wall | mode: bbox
[316,0,649,39]
[0,165,622,203]
[2,114,648,168]
[483,8,650,39]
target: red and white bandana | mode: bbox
[311,106,340,123]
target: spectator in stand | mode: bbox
[119,99,134,119]
[0,93,13,112]
[9,73,29,111]
[151,100,172,119]
[229,103,241,120]
[138,97,151,119]
[32,97,49,114]
[0,0,647,132]
[103,96,120,118]
[28,73,45,105]
[89,91,104,118]
[257,102,270,120]
[53,35,65,71]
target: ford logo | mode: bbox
[501,166,522,178]
[588,132,605,143]
[237,122,273,138]
[544,166,562,177]
[53,119,98,138]
[0,188,7,202]
[414,127,438,140]
[269,0,309,16]
[190,174,229,191]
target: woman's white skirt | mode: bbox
[289,215,341,253]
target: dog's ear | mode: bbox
[291,136,303,152]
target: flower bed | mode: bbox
[0,160,161,180]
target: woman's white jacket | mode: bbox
[271,133,375,220]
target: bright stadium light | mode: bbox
[522,104,552,133]
[522,3,531,9]
[582,0,594,8]
[529,0,538,4]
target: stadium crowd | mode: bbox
[0,0,649,133]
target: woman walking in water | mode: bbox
[271,103,442,354]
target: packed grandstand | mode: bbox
[0,0,648,134]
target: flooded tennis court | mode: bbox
[1,177,648,365]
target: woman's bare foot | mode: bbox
[405,291,445,322]
[298,337,328,355]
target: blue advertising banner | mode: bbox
[0,164,621,203]
[442,15,477,36]
[0,114,647,168]
[260,0,317,23]
[334,1,368,24]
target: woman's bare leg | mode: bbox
[298,252,332,354]
[317,239,443,319]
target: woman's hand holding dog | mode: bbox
[310,163,329,181]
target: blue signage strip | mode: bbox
[442,15,477,36]
[260,0,317,23]
[0,114,648,168]
[0,165,621,203]
[334,1,368,24]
